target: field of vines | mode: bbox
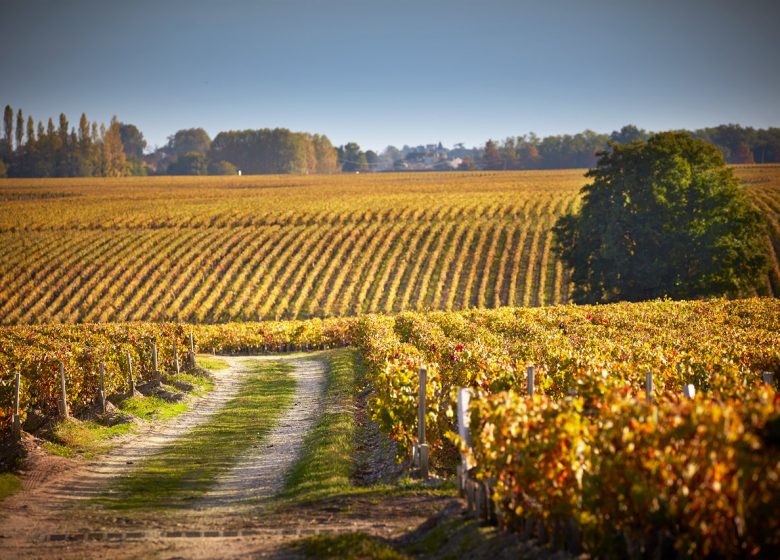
[353,298,780,557]
[1,298,778,555]
[1,166,779,325]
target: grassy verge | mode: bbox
[0,472,22,502]
[281,349,456,504]
[35,362,217,461]
[118,395,187,421]
[101,360,296,510]
[296,510,536,560]
[196,354,230,371]
[296,532,409,560]
[41,419,134,459]
[281,348,357,502]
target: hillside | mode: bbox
[0,166,778,325]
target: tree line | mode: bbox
[0,105,340,178]
[476,124,780,171]
[0,106,129,178]
[2,102,779,178]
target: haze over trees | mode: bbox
[553,132,769,303]
[206,130,338,175]
[2,101,779,177]
[0,105,340,178]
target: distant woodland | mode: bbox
[1,104,778,178]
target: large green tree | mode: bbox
[338,142,367,172]
[553,132,768,303]
[167,127,211,156]
[118,123,147,159]
[168,151,208,175]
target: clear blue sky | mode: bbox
[2,0,779,152]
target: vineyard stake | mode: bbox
[127,352,135,395]
[98,362,106,414]
[174,339,180,374]
[645,371,654,403]
[153,341,160,385]
[457,387,473,494]
[57,362,69,420]
[189,332,195,367]
[527,365,535,397]
[763,371,774,386]
[418,366,429,480]
[12,372,21,441]
[683,384,696,399]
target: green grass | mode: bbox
[101,360,296,510]
[280,349,457,504]
[42,418,134,459]
[281,348,357,503]
[39,368,212,460]
[119,395,188,421]
[0,472,22,502]
[167,371,216,396]
[296,532,409,560]
[196,354,230,370]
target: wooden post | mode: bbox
[418,366,429,480]
[153,341,160,384]
[12,372,21,441]
[189,332,195,367]
[645,371,653,403]
[57,362,69,419]
[527,365,535,397]
[127,352,135,395]
[683,384,696,399]
[98,362,106,414]
[763,371,774,386]
[173,340,180,374]
[456,387,473,495]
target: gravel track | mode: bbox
[0,354,328,557]
[196,357,325,510]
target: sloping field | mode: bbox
[0,166,778,325]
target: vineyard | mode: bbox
[1,166,779,325]
[352,298,780,556]
[1,298,778,555]
[2,168,780,557]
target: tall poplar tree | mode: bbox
[15,109,23,151]
[23,116,36,176]
[77,113,93,176]
[26,116,34,145]
[3,105,12,154]
[102,116,126,177]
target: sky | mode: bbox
[1,0,779,152]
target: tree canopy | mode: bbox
[209,128,337,175]
[553,132,768,303]
[166,128,211,157]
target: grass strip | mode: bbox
[0,472,22,503]
[281,348,357,502]
[101,360,296,510]
[281,349,457,503]
[119,395,188,421]
[196,354,230,371]
[295,532,409,560]
[41,419,134,459]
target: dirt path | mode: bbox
[196,357,326,511]
[0,354,454,559]
[0,355,330,556]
